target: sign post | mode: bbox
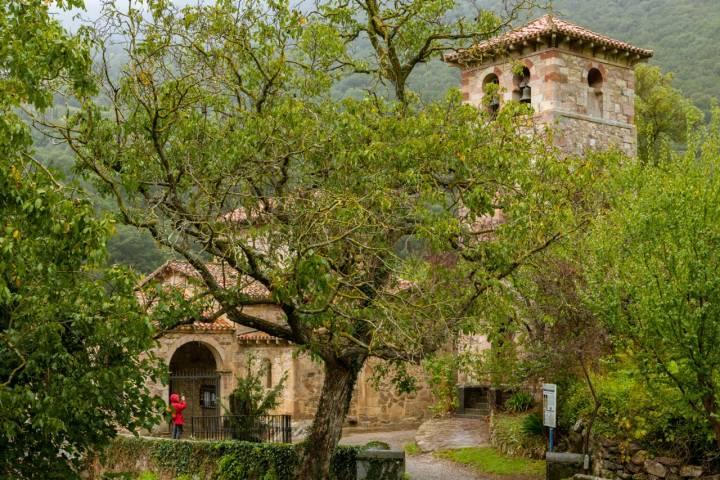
[543,383,557,452]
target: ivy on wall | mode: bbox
[95,436,366,480]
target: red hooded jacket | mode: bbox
[169,393,187,426]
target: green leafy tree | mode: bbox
[585,109,720,447]
[51,0,600,476]
[0,1,165,477]
[635,63,702,164]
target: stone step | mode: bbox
[454,412,488,420]
[455,407,490,419]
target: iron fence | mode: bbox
[190,415,292,443]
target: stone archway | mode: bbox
[168,341,221,427]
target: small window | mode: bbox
[587,68,604,117]
[588,68,603,89]
[482,73,500,114]
[263,358,272,388]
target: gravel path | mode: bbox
[406,453,485,480]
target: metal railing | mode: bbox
[190,415,292,443]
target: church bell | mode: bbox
[520,85,532,103]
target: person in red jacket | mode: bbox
[169,393,187,439]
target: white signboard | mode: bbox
[543,383,557,428]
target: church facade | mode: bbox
[146,15,652,432]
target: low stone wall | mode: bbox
[89,435,405,480]
[592,439,710,480]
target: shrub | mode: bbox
[520,413,544,437]
[490,413,546,459]
[227,355,288,442]
[422,353,458,414]
[558,366,717,462]
[505,391,534,413]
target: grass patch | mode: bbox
[435,447,545,477]
[404,442,422,456]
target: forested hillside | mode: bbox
[552,0,719,113]
[47,0,719,273]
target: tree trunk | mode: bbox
[701,391,720,449]
[294,354,366,479]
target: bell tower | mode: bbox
[445,15,653,157]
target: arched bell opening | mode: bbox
[512,66,532,105]
[482,73,501,115]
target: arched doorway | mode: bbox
[169,341,221,432]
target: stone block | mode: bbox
[605,461,624,471]
[632,451,649,465]
[656,458,681,466]
[680,466,703,477]
[645,460,667,478]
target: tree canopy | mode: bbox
[585,109,720,448]
[0,1,163,477]
[43,0,604,476]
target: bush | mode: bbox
[96,436,364,480]
[558,367,717,462]
[520,413,544,437]
[227,355,288,442]
[490,413,546,459]
[505,391,534,413]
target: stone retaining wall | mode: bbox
[592,439,711,480]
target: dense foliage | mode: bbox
[44,0,603,475]
[0,1,164,477]
[559,366,714,461]
[635,64,702,164]
[585,109,720,450]
[227,355,287,442]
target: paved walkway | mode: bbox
[340,417,490,480]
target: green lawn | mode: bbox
[435,447,545,478]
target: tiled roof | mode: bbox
[445,14,653,64]
[141,260,271,298]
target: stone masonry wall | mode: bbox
[460,47,637,157]
[593,439,710,480]
[151,332,433,430]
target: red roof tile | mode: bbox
[174,317,236,333]
[445,14,653,64]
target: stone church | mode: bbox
[146,15,652,432]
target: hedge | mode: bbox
[92,435,366,480]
